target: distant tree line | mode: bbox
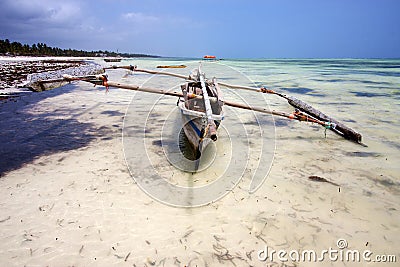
[0,39,158,58]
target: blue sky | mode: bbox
[0,0,399,58]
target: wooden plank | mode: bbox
[199,68,218,141]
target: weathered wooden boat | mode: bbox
[104,57,122,62]
[156,64,186,68]
[60,64,364,149]
[178,68,224,157]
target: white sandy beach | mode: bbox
[0,58,399,266]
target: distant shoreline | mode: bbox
[0,55,161,61]
[0,39,160,58]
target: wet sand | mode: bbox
[0,59,399,266]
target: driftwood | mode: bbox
[308,176,339,186]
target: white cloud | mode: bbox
[45,3,82,24]
[0,0,206,55]
[1,0,82,25]
[121,12,159,23]
[0,0,101,44]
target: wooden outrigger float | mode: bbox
[59,64,364,157]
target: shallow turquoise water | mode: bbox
[1,57,398,266]
[117,57,399,200]
[113,58,399,265]
[126,57,400,149]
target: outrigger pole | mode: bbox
[103,65,363,144]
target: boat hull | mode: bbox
[178,101,223,156]
[104,58,122,62]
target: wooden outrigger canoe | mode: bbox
[156,64,186,69]
[178,68,224,157]
[104,58,122,62]
[59,64,364,151]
